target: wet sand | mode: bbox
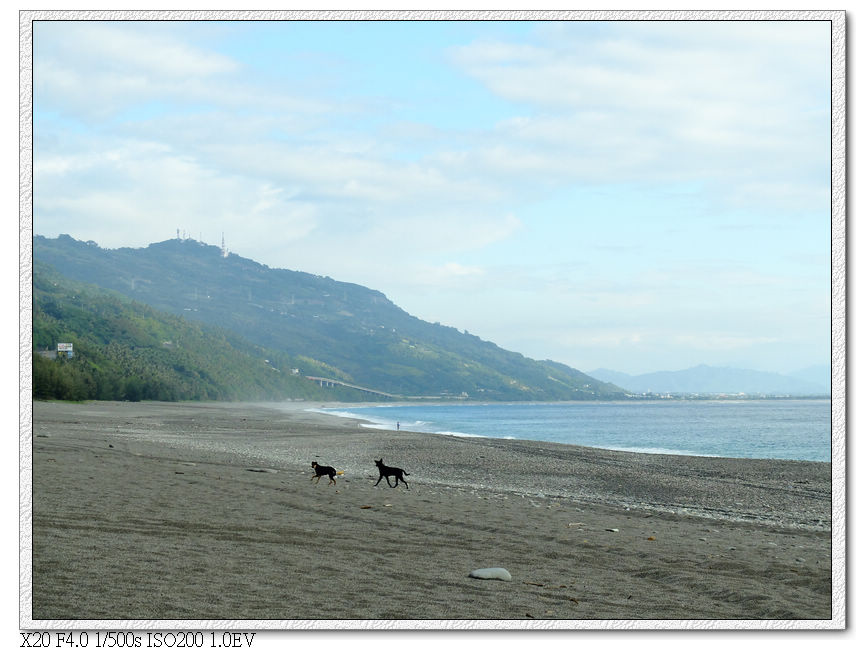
[27,400,834,626]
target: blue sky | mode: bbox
[31,17,833,375]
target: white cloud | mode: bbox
[413,262,487,289]
[34,133,318,250]
[30,19,831,375]
[448,21,830,212]
[34,22,326,123]
[54,22,239,79]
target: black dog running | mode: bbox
[374,458,410,489]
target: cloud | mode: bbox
[51,22,240,79]
[414,262,487,289]
[35,22,241,120]
[34,22,328,123]
[34,131,318,250]
[448,21,830,213]
[30,20,831,375]
[35,20,830,251]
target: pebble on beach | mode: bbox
[469,568,513,582]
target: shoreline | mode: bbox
[28,399,833,623]
[302,398,831,465]
[293,401,830,531]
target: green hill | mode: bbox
[32,263,381,402]
[33,235,627,401]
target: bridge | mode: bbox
[305,376,398,399]
[304,376,465,401]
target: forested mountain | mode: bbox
[33,262,380,402]
[34,235,626,401]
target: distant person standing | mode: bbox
[397,422,400,431]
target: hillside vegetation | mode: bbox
[33,263,377,402]
[34,235,626,401]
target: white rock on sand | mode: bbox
[469,568,513,581]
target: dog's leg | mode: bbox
[374,475,383,486]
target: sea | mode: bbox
[315,399,831,462]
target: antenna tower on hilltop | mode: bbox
[221,232,228,258]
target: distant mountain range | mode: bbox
[588,364,830,396]
[33,235,626,402]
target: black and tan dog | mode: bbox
[310,461,338,486]
[374,458,409,489]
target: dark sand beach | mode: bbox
[28,400,833,625]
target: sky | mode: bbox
[30,16,834,376]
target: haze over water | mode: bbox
[318,400,830,462]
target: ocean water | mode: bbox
[317,400,831,462]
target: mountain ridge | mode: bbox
[588,364,829,396]
[32,261,370,402]
[34,234,626,401]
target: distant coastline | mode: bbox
[303,398,830,463]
